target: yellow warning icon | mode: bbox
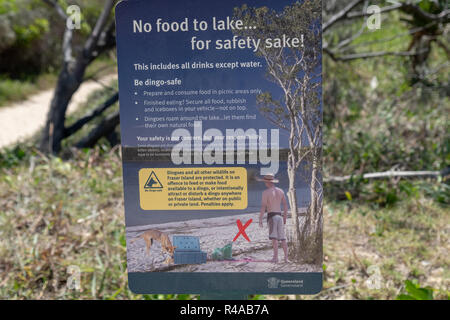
[144,171,163,189]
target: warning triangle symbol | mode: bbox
[144,171,163,189]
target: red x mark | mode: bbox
[233,219,253,242]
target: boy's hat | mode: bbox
[256,173,279,183]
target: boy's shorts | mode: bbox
[268,214,286,241]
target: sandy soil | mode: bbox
[0,74,117,148]
[126,210,321,273]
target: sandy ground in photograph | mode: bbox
[0,74,117,148]
[126,210,321,273]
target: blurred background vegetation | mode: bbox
[0,0,448,300]
[0,0,113,106]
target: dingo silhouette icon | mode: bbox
[144,171,163,189]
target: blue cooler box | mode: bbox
[173,236,207,265]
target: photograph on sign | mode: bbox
[115,0,323,294]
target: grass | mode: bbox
[0,146,126,299]
[0,145,198,300]
[315,196,449,300]
[0,143,447,299]
[0,57,117,108]
[0,73,56,107]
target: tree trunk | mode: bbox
[298,213,323,265]
[39,65,81,154]
[285,106,303,261]
[298,148,323,265]
[287,152,303,261]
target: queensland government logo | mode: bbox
[267,277,280,289]
[143,171,163,191]
[267,277,303,289]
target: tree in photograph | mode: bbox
[234,0,323,264]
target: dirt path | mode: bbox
[126,210,321,273]
[0,74,117,148]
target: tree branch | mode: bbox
[64,92,119,138]
[42,0,74,63]
[326,2,449,24]
[346,3,402,19]
[324,170,441,182]
[326,49,430,61]
[83,0,116,60]
[400,4,449,24]
[75,111,120,149]
[323,0,365,32]
[42,0,67,20]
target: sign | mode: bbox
[116,0,323,294]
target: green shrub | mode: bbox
[396,280,435,300]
